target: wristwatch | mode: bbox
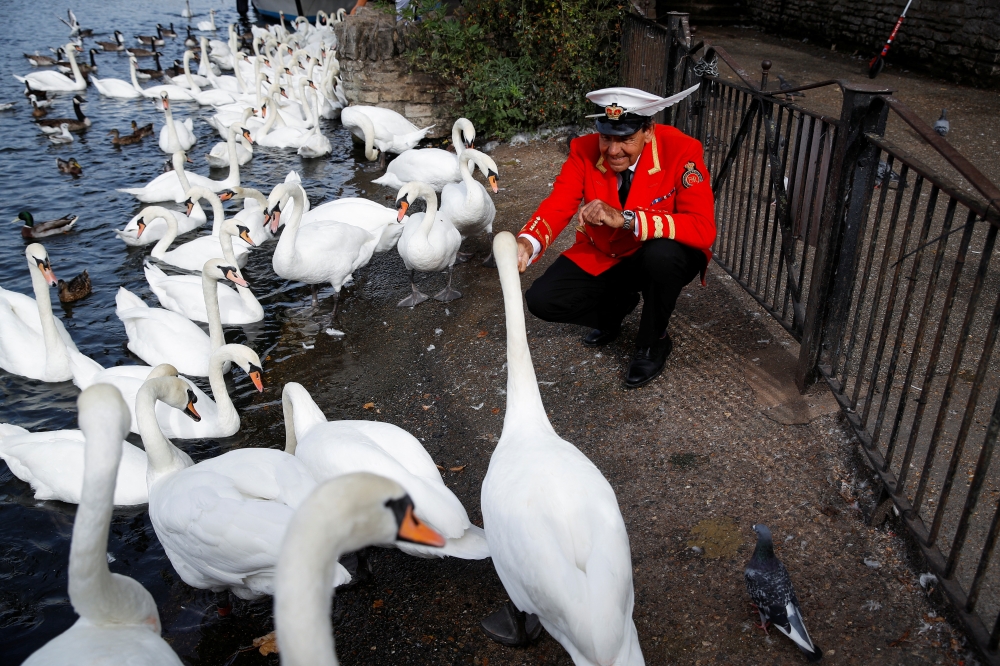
[621,209,636,232]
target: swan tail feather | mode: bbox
[0,424,30,443]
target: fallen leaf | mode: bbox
[363,402,375,410]
[889,629,910,647]
[422,405,432,410]
[253,631,278,655]
[449,465,466,472]
[372,599,384,608]
[492,408,500,414]
[435,464,445,471]
[423,393,431,398]
[477,330,487,338]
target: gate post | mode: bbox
[663,11,691,125]
[795,83,892,391]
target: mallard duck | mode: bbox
[131,121,154,138]
[30,95,47,118]
[57,158,82,176]
[96,30,125,51]
[13,211,78,239]
[58,270,91,303]
[36,95,90,133]
[109,128,143,146]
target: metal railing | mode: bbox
[623,13,1000,663]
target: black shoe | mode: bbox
[582,326,620,347]
[481,601,544,647]
[624,333,673,388]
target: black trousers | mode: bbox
[525,239,706,348]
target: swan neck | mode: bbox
[452,122,464,161]
[282,388,298,455]
[417,190,439,238]
[149,210,179,258]
[130,57,142,91]
[137,385,188,481]
[208,352,237,426]
[184,51,200,91]
[66,47,83,84]
[30,263,68,376]
[173,150,193,193]
[202,272,226,352]
[208,193,225,236]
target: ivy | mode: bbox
[404,0,626,138]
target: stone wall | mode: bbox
[333,8,454,138]
[741,0,1000,87]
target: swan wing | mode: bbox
[22,621,184,665]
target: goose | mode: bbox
[184,26,197,48]
[115,153,207,245]
[95,31,125,52]
[180,50,236,106]
[126,45,158,58]
[0,388,150,507]
[136,52,166,80]
[119,144,242,202]
[480,232,644,666]
[207,112,254,167]
[267,182,378,317]
[341,105,434,162]
[24,49,61,67]
[14,43,86,92]
[296,86,332,159]
[55,49,100,76]
[91,65,143,99]
[114,259,246,377]
[274,474,445,666]
[138,375,347,600]
[374,118,476,191]
[158,94,196,153]
[57,157,83,176]
[37,95,91,132]
[136,26,165,46]
[24,82,51,102]
[395,182,462,306]
[440,149,500,262]
[19,387,185,666]
[138,197,252,272]
[75,348,261,440]
[58,270,91,303]
[197,9,217,31]
[282,383,489,559]
[160,23,178,37]
[14,211,77,239]
[0,244,103,383]
[127,56,196,101]
[182,0,193,19]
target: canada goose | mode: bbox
[126,45,157,58]
[136,26,165,46]
[24,49,61,67]
[96,30,125,51]
[57,157,83,176]
[159,23,177,38]
[30,95,47,118]
[109,128,143,146]
[164,59,184,78]
[13,212,78,239]
[23,82,49,101]
[58,270,91,303]
[36,95,90,132]
[137,52,165,80]
[56,48,99,76]
[184,26,197,48]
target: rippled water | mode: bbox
[0,1,399,662]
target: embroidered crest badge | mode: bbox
[682,161,704,188]
[605,104,625,120]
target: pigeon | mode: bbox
[745,524,822,662]
[876,160,903,189]
[934,109,949,136]
[777,74,805,99]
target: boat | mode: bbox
[251,0,354,22]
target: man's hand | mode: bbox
[580,199,625,229]
[516,236,533,273]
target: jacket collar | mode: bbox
[594,130,660,175]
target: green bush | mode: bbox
[404,0,626,138]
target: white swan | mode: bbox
[341,105,434,160]
[20,386,184,666]
[91,62,143,99]
[481,232,644,666]
[140,190,252,271]
[145,258,263,325]
[197,8,216,31]
[302,197,404,253]
[268,182,377,316]
[251,90,311,149]
[373,118,475,191]
[296,86,332,158]
[219,187,271,244]
[282,382,489,559]
[0,244,103,383]
[139,376,348,600]
[441,148,500,262]
[114,259,245,377]
[395,182,462,306]
[180,50,236,106]
[158,94,196,153]
[274,474,445,666]
[207,114,253,167]
[115,155,207,245]
[119,144,243,202]
[14,43,86,92]
[181,0,193,18]
[126,56,196,102]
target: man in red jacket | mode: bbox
[516,85,715,388]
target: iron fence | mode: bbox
[622,13,1000,663]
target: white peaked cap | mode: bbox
[586,83,702,118]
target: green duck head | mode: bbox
[15,211,34,227]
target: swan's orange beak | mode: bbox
[242,128,254,145]
[308,79,317,90]
[249,368,264,392]
[396,200,408,222]
[35,258,57,286]
[184,199,195,216]
[185,154,193,164]
[162,97,169,110]
[396,505,445,547]
[136,219,147,237]
[488,172,499,194]
[218,189,235,202]
[225,267,249,288]
[261,103,268,119]
[185,390,201,421]
[237,225,255,247]
[268,208,281,233]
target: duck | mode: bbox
[132,120,154,138]
[14,43,86,92]
[48,124,74,144]
[14,211,77,238]
[282,383,489,559]
[341,105,434,162]
[138,375,346,601]
[207,114,254,167]
[119,145,242,203]
[267,182,378,318]
[30,95,47,117]
[95,31,125,52]
[58,270,91,303]
[57,157,83,176]
[274,474,446,666]
[440,149,500,262]
[395,181,462,306]
[36,95,91,132]
[19,387,184,665]
[0,244,103,383]
[480,232,644,666]
[74,348,261,440]
[114,259,245,377]
[115,153,208,245]
[109,128,143,146]
[0,387,150,507]
[0,101,16,111]
[158,93,196,153]
[374,118,476,191]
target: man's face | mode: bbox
[598,125,655,173]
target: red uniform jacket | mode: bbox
[519,124,716,277]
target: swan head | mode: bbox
[220,219,256,247]
[264,182,304,233]
[394,182,436,222]
[238,125,254,146]
[213,344,264,392]
[147,364,180,380]
[454,117,476,149]
[78,384,131,445]
[203,257,249,288]
[143,376,202,422]
[135,206,175,238]
[183,186,219,215]
[24,243,58,286]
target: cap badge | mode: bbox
[605,104,625,121]
[682,161,704,188]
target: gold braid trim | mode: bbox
[647,134,661,175]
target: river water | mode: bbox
[0,1,407,662]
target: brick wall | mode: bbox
[742,0,1000,86]
[333,7,454,138]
